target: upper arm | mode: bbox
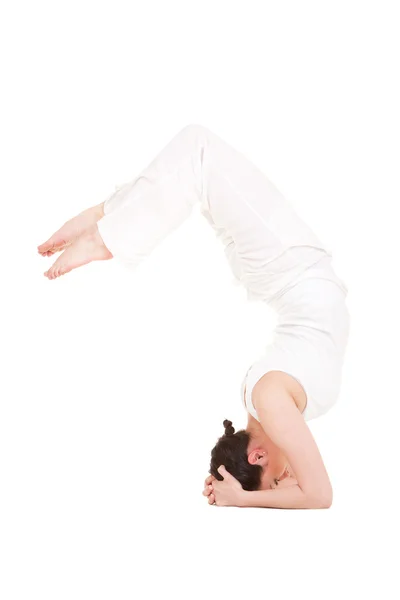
[253,379,333,505]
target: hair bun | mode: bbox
[223,419,235,436]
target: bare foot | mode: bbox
[44,225,113,280]
[38,202,105,257]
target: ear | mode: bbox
[248,448,268,467]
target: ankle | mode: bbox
[87,224,112,257]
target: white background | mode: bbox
[1,1,399,598]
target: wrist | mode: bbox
[238,490,251,507]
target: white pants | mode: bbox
[97,124,350,421]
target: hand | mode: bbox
[202,474,216,505]
[275,475,299,489]
[210,465,246,507]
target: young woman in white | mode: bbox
[38,124,350,510]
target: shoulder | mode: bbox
[252,370,307,416]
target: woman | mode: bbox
[38,124,350,510]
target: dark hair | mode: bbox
[209,419,262,491]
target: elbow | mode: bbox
[306,488,333,510]
[312,495,332,509]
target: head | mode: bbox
[209,418,288,491]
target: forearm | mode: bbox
[241,484,330,510]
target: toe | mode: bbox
[38,238,67,255]
[48,242,69,256]
[47,266,56,279]
[38,241,55,253]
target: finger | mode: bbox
[202,485,213,497]
[205,475,216,486]
[217,465,233,480]
[208,493,215,505]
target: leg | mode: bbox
[41,123,329,281]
